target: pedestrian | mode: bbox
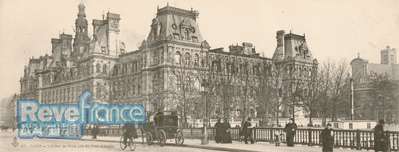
[321,123,334,152]
[92,125,99,139]
[274,132,281,146]
[214,118,223,143]
[284,118,297,147]
[242,118,254,144]
[374,119,388,152]
[222,118,232,143]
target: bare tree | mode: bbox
[317,61,333,125]
[302,65,320,126]
[219,59,236,119]
[368,72,399,123]
[170,56,201,127]
[313,60,350,125]
[270,63,285,126]
[330,60,350,121]
[255,63,273,126]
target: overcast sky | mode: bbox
[0,0,398,99]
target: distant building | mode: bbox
[19,3,318,122]
[0,95,17,128]
[381,46,397,65]
[351,46,399,123]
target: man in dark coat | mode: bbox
[374,119,388,152]
[92,125,99,139]
[284,118,297,146]
[242,118,254,144]
[222,118,232,143]
[214,118,223,143]
[321,123,334,152]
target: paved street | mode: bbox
[0,131,377,152]
[82,136,372,152]
[0,131,220,152]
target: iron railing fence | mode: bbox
[84,127,399,151]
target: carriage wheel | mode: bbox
[120,136,136,151]
[158,130,167,146]
[119,136,127,150]
[145,132,153,145]
[175,130,184,145]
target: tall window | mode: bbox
[102,64,107,73]
[185,52,191,65]
[96,82,101,98]
[138,84,141,95]
[194,53,199,67]
[123,64,127,74]
[132,62,136,73]
[153,50,159,65]
[96,63,101,73]
[175,51,181,64]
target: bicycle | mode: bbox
[119,134,136,151]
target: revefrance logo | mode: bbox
[16,91,146,139]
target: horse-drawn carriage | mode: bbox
[143,111,184,146]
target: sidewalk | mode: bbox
[81,136,369,152]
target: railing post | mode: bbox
[386,132,391,152]
[272,128,275,142]
[356,129,361,150]
[308,129,312,146]
[253,128,257,143]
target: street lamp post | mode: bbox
[350,78,355,120]
[201,80,209,145]
[276,88,282,127]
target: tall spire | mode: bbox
[73,1,90,57]
[75,1,88,34]
[78,2,86,18]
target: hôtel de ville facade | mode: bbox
[19,3,318,122]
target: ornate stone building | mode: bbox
[20,3,318,121]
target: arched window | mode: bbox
[175,51,181,64]
[194,53,199,67]
[184,52,191,65]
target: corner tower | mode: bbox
[145,5,204,44]
[90,12,122,57]
[139,5,210,113]
[272,30,318,121]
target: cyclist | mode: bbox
[122,123,138,146]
